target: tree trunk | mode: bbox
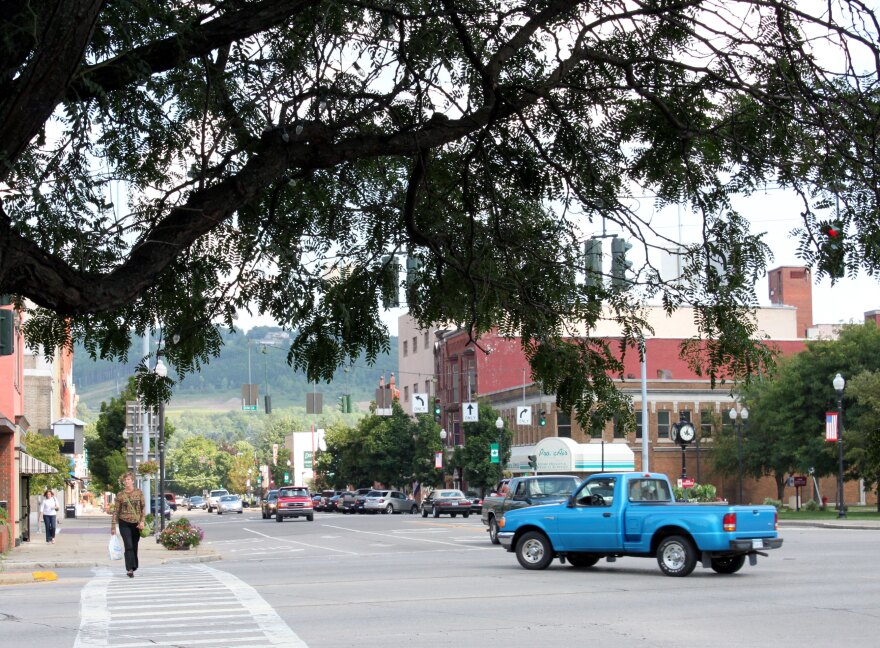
[775,473,785,501]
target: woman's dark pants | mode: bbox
[117,520,140,572]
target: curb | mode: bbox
[0,552,222,572]
[0,570,58,586]
[779,521,880,530]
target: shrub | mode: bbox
[763,497,783,511]
[672,482,718,502]
[157,517,204,550]
[803,499,821,512]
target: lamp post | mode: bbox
[155,358,168,539]
[728,406,749,505]
[495,417,504,482]
[833,373,846,519]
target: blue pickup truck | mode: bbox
[496,472,782,577]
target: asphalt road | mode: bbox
[2,508,878,648]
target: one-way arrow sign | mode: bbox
[412,393,428,413]
[462,401,478,422]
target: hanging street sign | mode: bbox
[462,402,478,422]
[412,393,429,413]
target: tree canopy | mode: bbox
[4,2,880,423]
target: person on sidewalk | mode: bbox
[111,472,145,578]
[39,489,60,543]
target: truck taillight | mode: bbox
[723,513,736,532]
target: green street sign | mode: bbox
[242,405,257,411]
[304,451,313,469]
[490,443,499,464]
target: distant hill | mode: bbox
[73,327,399,412]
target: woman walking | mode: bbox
[40,489,59,543]
[111,472,145,578]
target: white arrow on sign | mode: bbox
[412,393,428,413]
[462,402,478,422]
[517,406,532,425]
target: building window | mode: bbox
[403,340,408,356]
[425,379,431,395]
[412,336,417,353]
[613,415,626,439]
[700,410,714,438]
[403,386,409,401]
[557,411,572,437]
[424,331,429,347]
[635,411,644,439]
[413,383,418,399]
[657,411,670,440]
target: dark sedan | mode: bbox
[420,489,473,518]
[465,492,483,514]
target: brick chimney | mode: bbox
[768,266,813,338]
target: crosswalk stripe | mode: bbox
[74,565,307,647]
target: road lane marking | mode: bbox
[242,527,358,554]
[320,523,493,549]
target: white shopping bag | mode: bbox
[108,534,124,561]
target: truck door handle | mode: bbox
[603,512,611,518]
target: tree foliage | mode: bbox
[4,2,880,423]
[22,431,68,493]
[845,371,880,511]
[724,323,880,499]
[456,404,512,494]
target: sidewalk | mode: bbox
[779,518,880,530]
[0,511,220,584]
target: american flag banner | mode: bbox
[434,452,443,469]
[826,412,838,442]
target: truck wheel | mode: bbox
[567,553,600,568]
[385,504,394,515]
[463,511,470,518]
[276,514,283,523]
[515,531,554,570]
[488,518,500,545]
[710,555,746,574]
[656,535,697,577]
[307,514,314,522]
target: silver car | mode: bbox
[363,490,418,515]
[217,494,243,514]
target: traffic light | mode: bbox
[380,254,400,308]
[338,394,352,413]
[611,236,633,288]
[819,222,845,279]
[433,397,441,422]
[528,455,538,470]
[539,410,547,427]
[584,238,602,288]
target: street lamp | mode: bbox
[155,358,168,539]
[728,406,749,505]
[495,417,504,481]
[833,373,846,519]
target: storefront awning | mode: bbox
[508,436,635,474]
[19,451,59,475]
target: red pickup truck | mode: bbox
[275,486,314,522]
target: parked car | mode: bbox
[465,492,483,514]
[217,494,243,514]
[164,493,178,512]
[341,488,371,514]
[261,490,279,519]
[317,490,339,512]
[363,490,418,514]
[330,492,350,513]
[187,495,206,511]
[420,489,473,518]
[151,497,172,520]
[275,486,314,522]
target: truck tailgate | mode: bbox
[732,507,777,536]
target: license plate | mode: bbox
[451,502,458,506]
[752,539,763,549]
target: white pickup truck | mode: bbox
[206,488,229,513]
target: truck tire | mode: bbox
[567,553,600,568]
[710,555,746,574]
[432,506,439,518]
[276,514,283,522]
[462,511,470,518]
[515,531,554,570]
[656,535,697,577]
[307,514,314,522]
[488,517,500,545]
